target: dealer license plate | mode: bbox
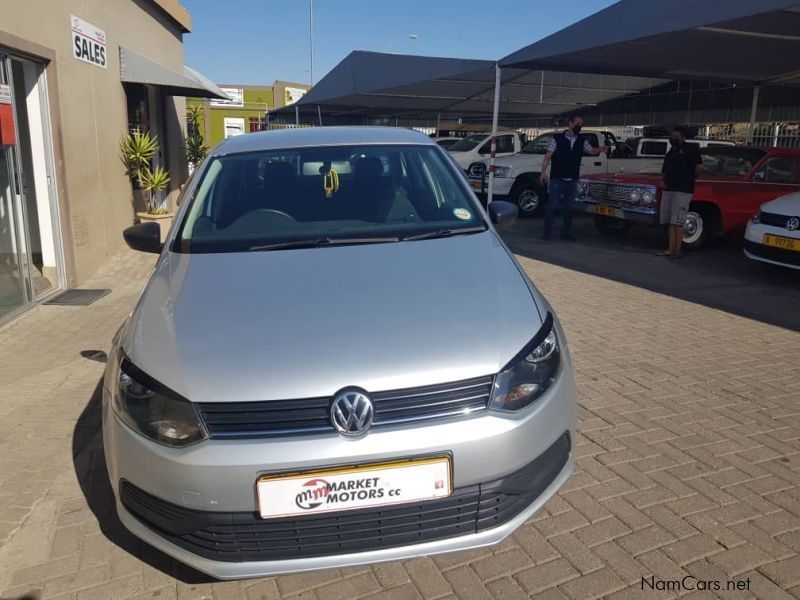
[763,234,800,252]
[470,179,483,193]
[590,204,619,218]
[256,456,452,519]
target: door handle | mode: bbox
[594,161,602,166]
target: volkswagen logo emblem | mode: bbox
[330,389,374,437]
[787,217,800,232]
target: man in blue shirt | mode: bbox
[540,116,610,241]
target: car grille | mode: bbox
[585,182,636,206]
[197,375,494,439]
[759,211,790,228]
[120,432,571,563]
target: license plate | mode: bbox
[470,180,483,193]
[591,204,619,218]
[763,234,800,251]
[256,456,452,519]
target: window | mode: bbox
[249,117,267,133]
[176,144,485,253]
[760,157,797,183]
[223,117,245,138]
[640,141,668,156]
[521,134,551,155]
[701,148,766,176]
[496,135,515,154]
[448,134,486,152]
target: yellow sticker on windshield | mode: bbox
[453,208,471,220]
[323,169,340,198]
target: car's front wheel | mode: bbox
[510,180,544,217]
[682,210,708,249]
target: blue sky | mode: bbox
[182,0,616,86]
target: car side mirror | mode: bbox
[488,200,518,228]
[753,171,766,182]
[123,222,163,254]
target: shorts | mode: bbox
[660,191,692,225]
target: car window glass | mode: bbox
[641,141,668,156]
[701,148,767,176]
[176,144,485,253]
[448,134,485,152]
[496,135,515,153]
[762,157,797,183]
[521,134,552,154]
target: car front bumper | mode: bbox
[103,363,576,579]
[744,221,800,270]
[576,197,658,224]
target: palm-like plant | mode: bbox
[120,131,159,186]
[185,107,209,169]
[140,166,171,214]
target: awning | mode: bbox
[119,47,228,99]
[275,50,666,122]
[499,0,800,85]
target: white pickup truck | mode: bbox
[468,130,734,216]
[447,131,525,171]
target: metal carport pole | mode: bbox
[746,85,761,145]
[486,63,501,206]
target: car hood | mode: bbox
[760,191,800,214]
[124,231,543,403]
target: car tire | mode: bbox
[593,214,630,236]
[510,180,544,218]
[682,210,708,249]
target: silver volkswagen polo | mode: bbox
[105,126,576,579]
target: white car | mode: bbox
[447,132,524,170]
[432,136,463,150]
[744,192,800,270]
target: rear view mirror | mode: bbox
[488,200,518,228]
[123,222,163,254]
[753,171,766,182]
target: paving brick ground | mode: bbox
[0,248,798,600]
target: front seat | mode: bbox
[349,156,415,222]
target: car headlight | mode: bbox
[578,181,590,197]
[752,209,761,224]
[629,188,642,204]
[642,189,655,205]
[493,166,509,178]
[110,355,208,447]
[489,313,561,412]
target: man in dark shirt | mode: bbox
[658,126,703,258]
[540,115,610,241]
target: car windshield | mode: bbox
[447,134,486,152]
[521,134,552,155]
[700,147,767,177]
[175,144,486,253]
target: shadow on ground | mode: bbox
[71,373,215,584]
[501,213,800,332]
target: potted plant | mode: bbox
[136,165,172,242]
[185,106,209,174]
[120,131,173,241]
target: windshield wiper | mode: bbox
[249,236,399,251]
[400,226,486,242]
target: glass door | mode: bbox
[0,54,34,323]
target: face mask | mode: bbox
[669,138,681,147]
[573,125,583,134]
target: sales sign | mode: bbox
[71,15,107,69]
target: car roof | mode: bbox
[212,126,435,156]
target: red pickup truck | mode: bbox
[576,146,800,249]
